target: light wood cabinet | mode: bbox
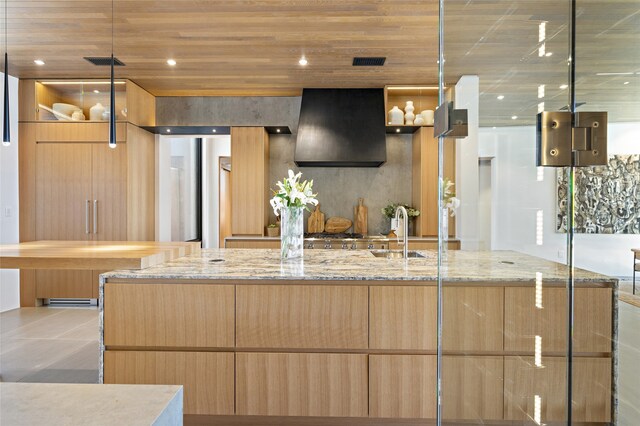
[231,127,269,236]
[236,285,368,349]
[104,350,234,415]
[504,356,611,423]
[443,287,504,352]
[442,356,504,421]
[236,352,368,417]
[412,126,456,237]
[370,286,437,350]
[504,287,612,353]
[19,121,155,304]
[369,355,437,418]
[104,283,234,348]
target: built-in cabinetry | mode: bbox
[102,280,613,423]
[384,86,438,133]
[18,79,156,305]
[230,127,270,236]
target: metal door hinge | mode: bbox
[434,101,468,138]
[536,111,607,167]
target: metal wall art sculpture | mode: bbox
[557,154,640,234]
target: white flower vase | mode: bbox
[281,206,304,259]
[441,207,449,257]
[404,101,415,125]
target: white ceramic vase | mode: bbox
[421,109,434,125]
[90,103,105,121]
[414,115,425,126]
[404,101,415,125]
[71,111,85,121]
[388,106,404,125]
[102,110,111,121]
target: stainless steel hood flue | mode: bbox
[294,89,387,167]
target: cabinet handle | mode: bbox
[85,200,90,234]
[93,200,98,234]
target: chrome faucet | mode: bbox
[393,205,409,259]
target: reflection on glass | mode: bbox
[535,272,543,309]
[169,138,200,241]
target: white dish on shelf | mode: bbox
[52,103,81,117]
[38,104,73,121]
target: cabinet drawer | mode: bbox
[442,356,504,421]
[236,352,367,417]
[370,286,437,350]
[104,350,234,415]
[504,356,611,422]
[370,355,436,418]
[36,269,93,299]
[504,288,612,353]
[236,285,368,349]
[443,287,504,352]
[104,283,234,348]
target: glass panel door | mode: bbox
[439,1,576,424]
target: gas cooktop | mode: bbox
[304,232,364,239]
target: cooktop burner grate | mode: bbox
[304,233,364,239]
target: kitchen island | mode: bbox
[99,249,616,425]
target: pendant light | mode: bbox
[108,0,116,149]
[2,0,10,146]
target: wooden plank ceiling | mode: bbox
[3,0,639,125]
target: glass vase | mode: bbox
[280,206,304,259]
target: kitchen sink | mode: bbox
[370,250,426,259]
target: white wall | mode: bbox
[0,73,20,312]
[479,123,640,277]
[454,76,480,250]
[202,136,230,248]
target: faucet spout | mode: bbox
[394,206,409,259]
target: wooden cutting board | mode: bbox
[307,204,325,233]
[325,217,352,233]
[354,198,368,235]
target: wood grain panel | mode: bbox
[370,286,437,350]
[126,124,156,240]
[19,269,37,307]
[443,287,504,352]
[236,352,367,417]
[442,356,504,421]
[504,356,611,423]
[18,123,37,242]
[35,122,127,143]
[224,239,280,249]
[236,285,368,349]
[35,142,92,241]
[35,269,93,299]
[92,270,108,299]
[18,79,37,122]
[369,355,437,418]
[230,127,269,236]
[104,283,234,348]
[104,350,234,415]
[504,287,612,353]
[92,142,128,241]
[125,81,156,127]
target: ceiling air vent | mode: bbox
[352,57,386,66]
[83,56,126,66]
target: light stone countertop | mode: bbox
[0,383,183,426]
[100,248,616,285]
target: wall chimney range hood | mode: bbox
[294,89,387,167]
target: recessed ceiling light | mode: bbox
[492,127,496,129]
[166,129,171,133]
[299,57,308,66]
[34,59,45,66]
[596,72,633,76]
[396,128,401,133]
[93,89,100,94]
[497,95,505,100]
[623,81,630,85]
[212,129,217,133]
[167,59,177,66]
[559,84,568,90]
[545,52,553,57]
[511,115,518,120]
[276,128,281,133]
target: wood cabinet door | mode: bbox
[35,142,92,240]
[230,127,269,235]
[91,143,127,241]
[35,269,93,299]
